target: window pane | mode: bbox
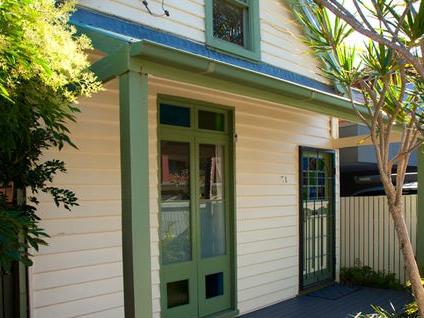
[199,144,224,200]
[160,141,192,265]
[167,280,189,308]
[205,272,224,299]
[200,201,226,258]
[160,201,192,264]
[213,0,245,46]
[198,110,225,131]
[161,141,190,201]
[160,104,190,127]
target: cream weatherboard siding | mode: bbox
[148,76,340,316]
[29,76,340,317]
[29,79,125,318]
[77,0,325,82]
[78,0,205,42]
[259,0,325,82]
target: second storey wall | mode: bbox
[77,0,325,82]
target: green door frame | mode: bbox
[158,97,237,318]
[299,146,336,291]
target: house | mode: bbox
[14,1,424,318]
[339,122,418,196]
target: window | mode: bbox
[205,0,260,60]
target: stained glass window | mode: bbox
[213,0,246,47]
[206,0,260,60]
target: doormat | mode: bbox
[306,284,361,300]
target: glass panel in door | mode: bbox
[160,141,192,265]
[160,140,197,318]
[199,144,226,259]
[198,143,231,317]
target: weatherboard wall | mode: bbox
[148,76,340,315]
[28,79,125,318]
[28,76,340,317]
[77,0,325,82]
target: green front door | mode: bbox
[158,100,234,318]
[299,147,335,290]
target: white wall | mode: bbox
[29,75,339,317]
[29,80,124,318]
[77,0,325,82]
[148,76,339,316]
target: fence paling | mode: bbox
[340,195,417,284]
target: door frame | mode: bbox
[298,146,336,291]
[157,95,237,318]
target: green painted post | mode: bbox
[119,70,152,318]
[417,145,424,271]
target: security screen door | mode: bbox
[299,147,336,290]
[159,102,233,318]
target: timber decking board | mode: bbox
[240,285,412,318]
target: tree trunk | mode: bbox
[390,202,424,316]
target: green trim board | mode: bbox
[90,45,130,83]
[119,71,152,318]
[74,23,133,55]
[77,17,365,122]
[157,97,236,318]
[130,40,366,123]
[417,145,424,270]
[205,0,261,61]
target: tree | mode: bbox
[292,1,424,316]
[312,0,424,81]
[0,0,101,271]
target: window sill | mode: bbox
[206,37,261,62]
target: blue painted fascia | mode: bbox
[71,8,336,94]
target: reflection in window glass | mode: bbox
[199,144,226,258]
[199,144,224,200]
[198,110,225,131]
[161,141,190,201]
[160,104,190,127]
[160,202,192,264]
[160,141,192,264]
[213,0,245,46]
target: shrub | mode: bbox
[341,266,404,290]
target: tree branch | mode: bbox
[313,0,424,78]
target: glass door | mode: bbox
[160,139,197,318]
[197,142,231,317]
[159,102,233,318]
[299,147,335,290]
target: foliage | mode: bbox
[292,0,424,315]
[0,0,101,271]
[347,276,424,317]
[340,266,404,290]
[353,304,408,318]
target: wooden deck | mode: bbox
[240,284,412,318]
